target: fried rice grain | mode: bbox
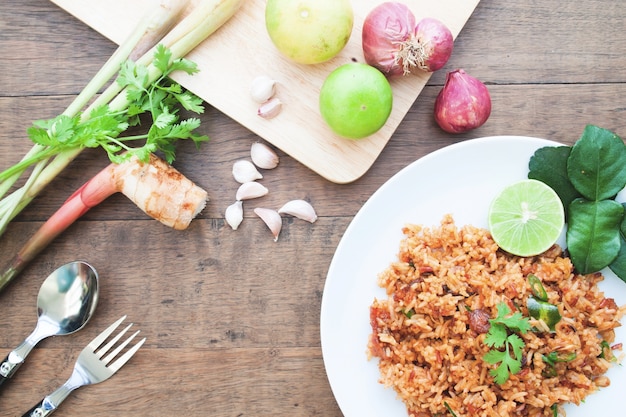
[367,215,625,417]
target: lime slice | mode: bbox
[488,179,565,257]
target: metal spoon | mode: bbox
[0,261,99,389]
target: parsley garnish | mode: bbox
[27,44,208,165]
[483,302,531,384]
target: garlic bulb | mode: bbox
[250,75,277,103]
[250,142,279,169]
[232,160,263,183]
[257,97,282,119]
[278,200,317,223]
[254,207,282,241]
[225,201,244,230]
[236,181,269,201]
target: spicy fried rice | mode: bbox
[367,215,625,417]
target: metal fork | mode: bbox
[22,315,146,417]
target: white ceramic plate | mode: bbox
[320,136,626,417]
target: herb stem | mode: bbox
[0,0,243,238]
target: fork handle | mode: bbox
[22,382,76,417]
[22,398,56,417]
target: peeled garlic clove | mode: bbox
[251,142,280,169]
[232,160,263,183]
[236,181,269,201]
[278,199,317,223]
[225,200,243,230]
[257,97,282,119]
[254,207,282,242]
[250,75,277,103]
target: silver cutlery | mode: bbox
[0,261,99,389]
[22,315,146,417]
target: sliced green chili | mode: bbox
[402,308,415,319]
[528,273,548,301]
[542,351,576,378]
[527,297,562,331]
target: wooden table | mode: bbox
[0,1,624,416]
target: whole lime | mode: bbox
[319,63,393,139]
[265,0,354,65]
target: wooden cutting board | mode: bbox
[50,0,480,183]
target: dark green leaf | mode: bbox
[567,125,626,201]
[608,209,626,283]
[528,146,581,212]
[567,198,624,273]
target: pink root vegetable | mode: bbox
[0,154,207,291]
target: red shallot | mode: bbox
[414,17,454,72]
[434,69,491,134]
[361,2,453,76]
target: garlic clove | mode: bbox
[257,97,282,119]
[250,142,280,169]
[278,199,318,223]
[225,200,244,230]
[250,75,277,103]
[254,207,282,242]
[232,160,263,183]
[236,181,269,201]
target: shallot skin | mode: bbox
[434,69,491,134]
[414,18,454,72]
[362,2,417,77]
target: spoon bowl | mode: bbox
[0,261,99,388]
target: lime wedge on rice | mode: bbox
[488,179,565,257]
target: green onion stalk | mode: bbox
[0,0,244,237]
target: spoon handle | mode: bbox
[0,350,23,388]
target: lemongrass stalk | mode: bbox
[0,153,207,292]
[0,0,193,235]
[0,0,244,233]
[63,0,188,118]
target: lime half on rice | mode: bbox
[488,179,565,257]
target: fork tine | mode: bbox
[87,315,127,351]
[96,322,133,359]
[101,329,140,365]
[107,336,146,373]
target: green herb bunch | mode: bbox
[27,44,208,167]
[483,302,531,385]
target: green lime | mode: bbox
[319,63,393,139]
[488,179,564,257]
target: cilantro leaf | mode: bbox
[153,44,173,74]
[482,302,530,384]
[174,91,205,113]
[167,57,199,76]
[26,44,207,166]
[484,323,507,348]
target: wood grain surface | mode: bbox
[1,0,625,416]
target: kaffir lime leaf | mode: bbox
[488,179,565,257]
